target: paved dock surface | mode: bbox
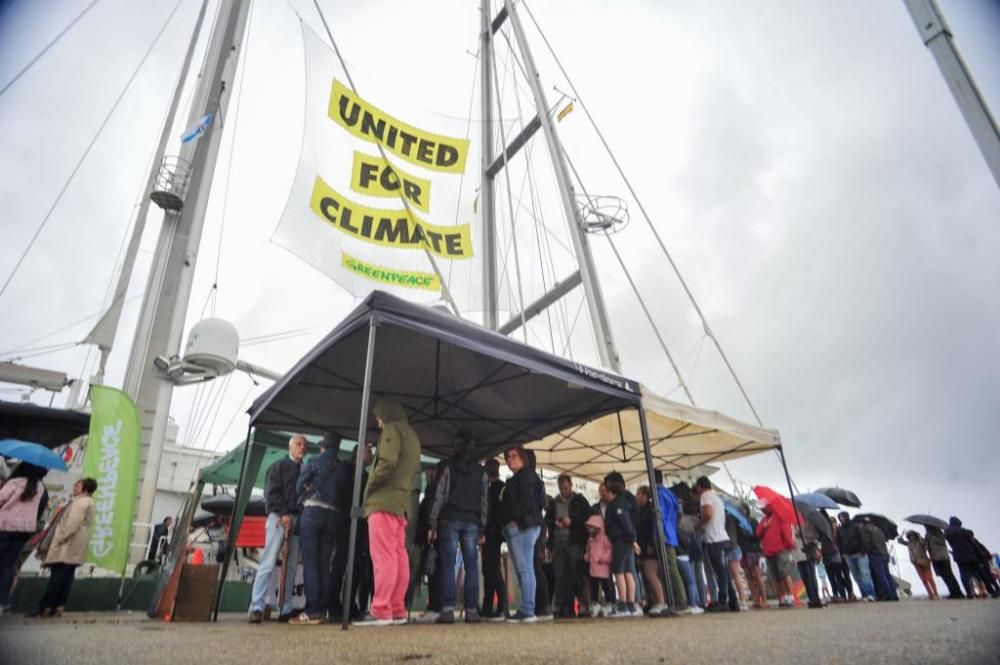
[2,599,999,665]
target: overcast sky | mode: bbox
[2,0,999,593]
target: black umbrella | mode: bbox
[815,486,862,508]
[794,501,834,542]
[904,514,949,530]
[853,513,898,539]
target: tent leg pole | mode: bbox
[637,405,676,610]
[776,446,805,538]
[212,424,254,621]
[342,317,378,630]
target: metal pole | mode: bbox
[128,0,253,564]
[776,447,805,540]
[903,0,1000,188]
[504,0,621,372]
[211,423,254,621]
[341,318,378,630]
[637,404,676,611]
[480,0,498,329]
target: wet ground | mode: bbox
[1,598,998,665]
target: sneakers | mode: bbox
[486,611,507,622]
[435,610,455,624]
[415,610,439,624]
[629,605,644,617]
[706,603,728,613]
[688,605,704,615]
[589,604,602,618]
[247,610,263,624]
[464,610,481,624]
[289,612,323,625]
[506,611,537,623]
[863,596,876,603]
[392,617,408,625]
[536,613,554,622]
[353,615,393,627]
[606,605,631,619]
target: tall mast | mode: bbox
[124,0,253,561]
[479,0,499,330]
[83,0,211,389]
[503,0,621,372]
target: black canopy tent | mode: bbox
[212,291,676,624]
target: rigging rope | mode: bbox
[0,0,102,98]
[522,0,765,426]
[0,0,187,302]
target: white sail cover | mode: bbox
[528,385,780,483]
[274,25,483,309]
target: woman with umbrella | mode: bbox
[0,462,49,613]
[32,477,97,618]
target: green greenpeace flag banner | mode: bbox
[83,385,141,573]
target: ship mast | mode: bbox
[480,0,621,372]
[121,0,253,560]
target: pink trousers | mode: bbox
[367,512,410,620]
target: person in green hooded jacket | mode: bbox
[355,398,421,626]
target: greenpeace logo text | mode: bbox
[90,419,122,559]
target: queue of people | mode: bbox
[239,398,998,627]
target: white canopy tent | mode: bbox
[529,386,780,484]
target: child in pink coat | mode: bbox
[584,513,614,616]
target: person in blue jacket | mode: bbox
[654,469,688,613]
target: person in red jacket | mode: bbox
[756,503,796,607]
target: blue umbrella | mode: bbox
[0,439,68,471]
[722,500,753,534]
[793,492,840,510]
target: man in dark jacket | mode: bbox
[925,525,964,599]
[249,434,306,623]
[836,511,875,601]
[291,432,340,624]
[480,460,507,620]
[547,474,591,617]
[862,517,898,601]
[945,517,1000,598]
[428,438,488,624]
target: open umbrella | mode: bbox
[814,487,862,508]
[752,485,804,528]
[853,513,898,539]
[0,438,68,471]
[794,501,835,542]
[793,492,840,510]
[904,514,949,530]
[722,500,753,534]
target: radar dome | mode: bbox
[183,318,239,375]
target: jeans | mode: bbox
[663,546,688,610]
[676,555,701,608]
[846,554,875,598]
[38,563,77,612]
[704,541,731,607]
[481,532,506,615]
[869,554,898,600]
[932,558,965,598]
[0,531,30,608]
[438,520,480,612]
[552,540,583,613]
[368,512,410,620]
[824,558,852,599]
[693,558,707,607]
[250,512,300,615]
[506,524,540,616]
[299,506,337,617]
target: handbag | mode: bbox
[35,504,67,560]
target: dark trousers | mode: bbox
[932,558,965,598]
[481,532,506,615]
[704,541,730,607]
[533,535,550,615]
[299,506,337,617]
[329,514,371,616]
[0,532,30,608]
[589,575,615,605]
[978,563,1000,597]
[797,560,821,605]
[552,540,584,614]
[869,554,898,600]
[38,563,77,612]
[824,559,852,599]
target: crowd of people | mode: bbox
[241,398,1000,627]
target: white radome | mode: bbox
[183,318,239,375]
